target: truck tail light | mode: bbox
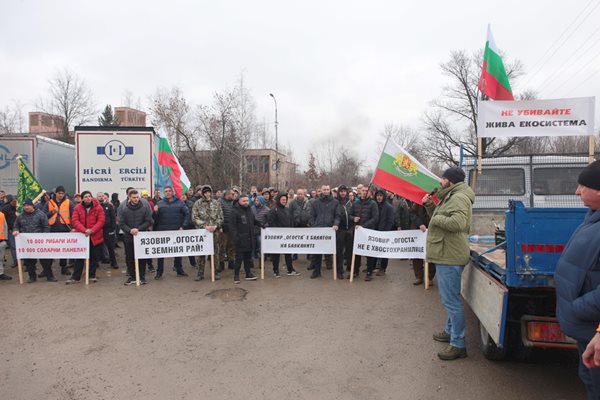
[521,316,576,349]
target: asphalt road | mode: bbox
[0,257,585,400]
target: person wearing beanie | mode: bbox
[251,195,269,259]
[266,193,300,278]
[192,185,223,281]
[555,160,600,398]
[422,165,474,361]
[65,191,105,284]
[42,184,74,276]
[14,198,53,283]
[229,195,259,283]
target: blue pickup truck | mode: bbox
[463,200,587,360]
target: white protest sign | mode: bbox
[477,97,595,138]
[261,227,336,255]
[352,227,427,259]
[15,232,90,259]
[134,229,213,259]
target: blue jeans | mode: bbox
[436,264,466,348]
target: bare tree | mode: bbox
[0,101,25,134]
[423,50,530,164]
[379,123,424,160]
[37,68,96,142]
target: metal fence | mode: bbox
[462,152,599,209]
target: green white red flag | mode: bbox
[478,25,514,101]
[156,129,191,198]
[371,139,440,205]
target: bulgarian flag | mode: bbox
[156,128,191,198]
[478,25,514,101]
[371,139,440,205]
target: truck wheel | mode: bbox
[479,320,507,361]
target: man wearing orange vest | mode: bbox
[0,209,10,280]
[42,186,74,276]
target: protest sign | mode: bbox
[350,227,427,282]
[260,227,337,280]
[15,232,90,284]
[133,229,215,285]
[477,97,595,138]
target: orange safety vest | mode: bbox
[0,212,6,240]
[48,199,71,225]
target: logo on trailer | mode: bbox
[392,153,418,177]
[97,140,134,161]
[0,145,29,170]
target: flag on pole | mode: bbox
[16,155,45,212]
[371,139,440,205]
[478,25,514,101]
[156,128,191,198]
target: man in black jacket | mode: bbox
[229,195,258,284]
[336,185,354,280]
[2,195,17,268]
[366,189,394,280]
[219,189,236,271]
[352,185,379,279]
[97,192,118,270]
[309,185,340,279]
[267,193,300,278]
[118,190,154,285]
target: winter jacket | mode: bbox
[183,198,197,228]
[219,198,235,232]
[310,194,340,227]
[229,202,258,252]
[351,198,379,230]
[556,209,600,342]
[251,201,270,227]
[337,196,354,231]
[376,200,395,231]
[100,201,116,233]
[394,197,411,230]
[72,199,106,246]
[14,209,50,233]
[409,204,430,230]
[267,196,294,228]
[118,200,154,239]
[192,197,224,229]
[290,199,312,227]
[2,203,17,230]
[424,182,475,266]
[155,197,189,231]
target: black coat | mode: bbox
[267,202,294,228]
[220,198,235,232]
[351,198,379,230]
[309,194,340,227]
[100,201,116,233]
[229,202,258,252]
[376,201,395,231]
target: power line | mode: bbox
[525,0,598,87]
[546,45,600,96]
[535,24,600,91]
[564,64,600,96]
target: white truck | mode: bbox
[0,135,75,195]
[75,126,156,198]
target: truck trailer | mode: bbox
[0,135,75,195]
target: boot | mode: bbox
[437,345,467,360]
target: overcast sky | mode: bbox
[2,0,599,171]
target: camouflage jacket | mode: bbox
[192,197,224,229]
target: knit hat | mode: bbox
[201,185,212,194]
[338,185,349,191]
[578,160,600,190]
[141,190,149,197]
[23,197,33,206]
[55,186,65,193]
[5,194,13,202]
[81,190,92,198]
[262,187,270,194]
[442,166,466,184]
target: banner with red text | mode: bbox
[352,227,427,259]
[261,227,336,254]
[477,97,595,138]
[15,233,90,259]
[134,229,213,259]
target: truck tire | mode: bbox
[479,320,507,361]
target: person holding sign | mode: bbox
[192,185,224,281]
[410,203,436,286]
[65,191,105,284]
[336,185,354,280]
[422,166,474,361]
[266,193,301,278]
[13,198,53,283]
[119,190,154,286]
[352,185,379,280]
[229,195,259,284]
[42,186,74,276]
[154,186,190,280]
[309,185,340,279]
[366,189,395,280]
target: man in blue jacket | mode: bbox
[153,186,190,279]
[556,160,600,399]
